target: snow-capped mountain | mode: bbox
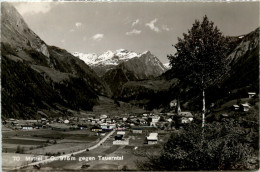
[73,49,167,78]
[73,49,146,66]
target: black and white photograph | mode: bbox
[1,0,259,171]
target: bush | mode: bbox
[137,121,256,170]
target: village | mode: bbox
[2,91,257,170]
[3,91,256,144]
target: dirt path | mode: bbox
[14,129,115,170]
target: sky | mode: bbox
[12,1,259,63]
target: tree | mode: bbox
[168,16,230,127]
[137,121,254,171]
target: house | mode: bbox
[117,131,126,135]
[64,120,69,124]
[240,103,250,112]
[178,112,193,124]
[100,123,116,130]
[232,105,240,111]
[21,125,34,130]
[91,126,102,132]
[132,128,142,134]
[180,117,190,124]
[100,114,108,119]
[152,116,160,123]
[248,92,256,98]
[167,118,173,123]
[146,133,158,144]
[113,138,129,145]
[41,118,47,124]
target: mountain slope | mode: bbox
[117,28,259,111]
[1,3,110,119]
[73,49,167,78]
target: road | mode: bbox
[14,129,115,170]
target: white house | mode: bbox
[117,131,126,135]
[64,120,69,124]
[152,116,160,123]
[233,105,240,111]
[100,123,116,130]
[146,133,158,144]
[113,138,129,145]
[240,103,250,112]
[248,92,256,98]
[100,114,108,119]
[21,125,33,130]
[167,118,173,122]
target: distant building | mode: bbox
[232,105,240,111]
[64,120,69,124]
[167,118,173,122]
[117,131,126,135]
[100,114,108,119]
[178,112,193,124]
[91,126,102,132]
[240,103,250,112]
[132,128,143,134]
[146,133,158,144]
[21,125,33,130]
[100,123,116,130]
[248,92,256,98]
[113,138,129,145]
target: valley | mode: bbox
[1,1,259,171]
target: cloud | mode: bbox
[126,29,142,36]
[75,22,82,28]
[132,19,140,27]
[69,29,75,32]
[162,24,170,31]
[145,18,160,32]
[91,34,104,41]
[14,2,55,15]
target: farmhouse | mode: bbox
[232,105,240,111]
[240,103,250,112]
[248,92,256,98]
[178,112,193,124]
[100,114,108,119]
[100,123,116,130]
[117,131,126,135]
[146,133,158,144]
[113,138,129,145]
[21,125,34,130]
[64,119,69,124]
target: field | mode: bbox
[2,126,172,171]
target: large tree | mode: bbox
[168,16,230,127]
